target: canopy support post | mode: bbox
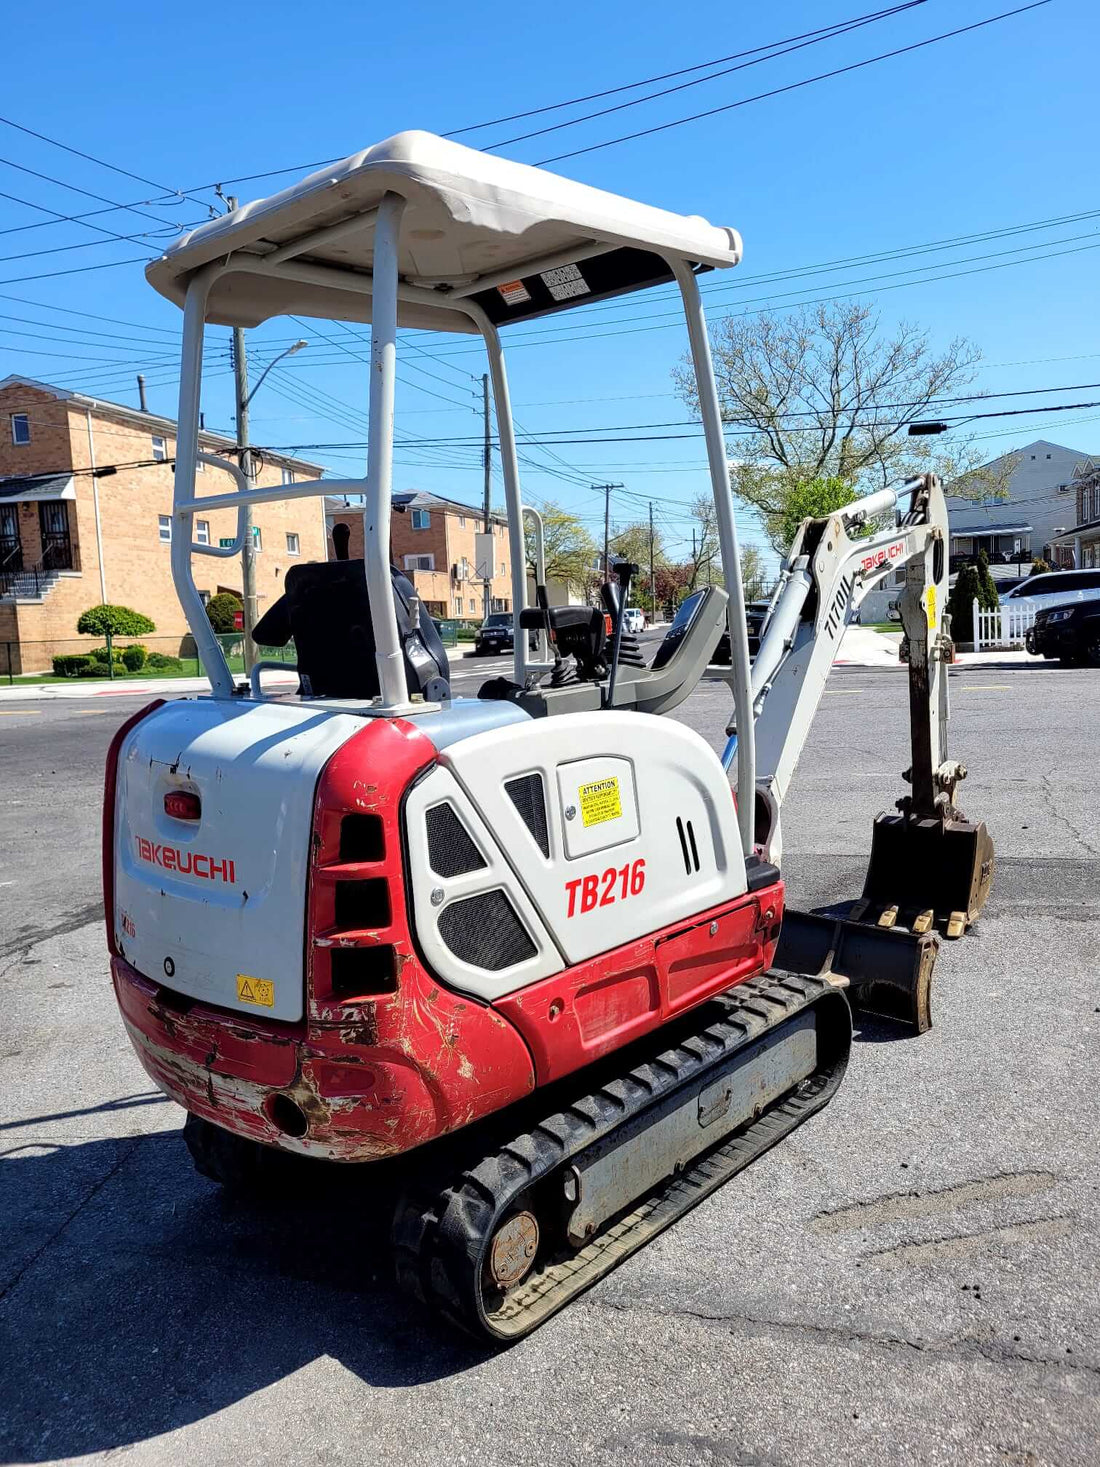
[667,257,755,858]
[365,191,412,710]
[172,269,235,699]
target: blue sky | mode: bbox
[2,0,1096,566]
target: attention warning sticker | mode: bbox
[236,974,275,1008]
[579,777,622,827]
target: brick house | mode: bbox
[0,377,325,673]
[324,489,513,620]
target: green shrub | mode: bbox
[76,604,156,637]
[205,592,243,633]
[52,654,91,677]
[77,663,107,678]
[121,645,147,672]
[947,563,981,643]
[90,645,122,665]
[147,652,183,671]
[1030,557,1052,576]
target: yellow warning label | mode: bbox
[926,584,937,630]
[579,777,622,827]
[236,974,275,1008]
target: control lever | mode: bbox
[604,561,637,709]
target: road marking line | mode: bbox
[0,710,40,716]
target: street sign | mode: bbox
[233,609,243,631]
[219,538,234,548]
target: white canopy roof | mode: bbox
[146,131,742,334]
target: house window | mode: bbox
[10,413,30,445]
[411,508,430,529]
[468,597,476,613]
[404,553,434,571]
[499,561,506,576]
[195,519,210,545]
[458,514,466,528]
[281,466,294,485]
[152,434,167,461]
[286,532,300,555]
[453,598,462,616]
[252,526,262,552]
[158,515,172,543]
[198,589,211,607]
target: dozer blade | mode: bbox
[861,812,995,939]
[775,905,938,1033]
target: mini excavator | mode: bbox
[104,133,993,1340]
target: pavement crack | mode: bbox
[0,1135,144,1304]
[1039,774,1100,857]
[587,1297,1100,1378]
[0,900,103,961]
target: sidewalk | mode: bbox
[0,629,1048,700]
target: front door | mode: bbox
[38,501,72,570]
[0,504,21,573]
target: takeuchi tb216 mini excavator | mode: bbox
[105,133,994,1340]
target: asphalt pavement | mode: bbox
[2,658,1098,1467]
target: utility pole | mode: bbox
[482,373,491,621]
[648,501,656,624]
[596,482,624,581]
[228,196,258,674]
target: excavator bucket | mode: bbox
[774,906,938,1033]
[861,812,995,939]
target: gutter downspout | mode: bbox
[85,409,107,602]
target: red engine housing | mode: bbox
[110,713,784,1162]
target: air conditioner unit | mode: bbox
[453,561,467,582]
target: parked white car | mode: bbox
[999,568,1100,613]
[623,607,647,633]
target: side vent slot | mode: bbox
[675,816,701,874]
[330,945,397,995]
[426,802,486,877]
[334,878,391,930]
[438,890,537,971]
[505,772,550,857]
[339,812,385,863]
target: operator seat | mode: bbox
[252,522,450,700]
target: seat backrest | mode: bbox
[272,560,450,699]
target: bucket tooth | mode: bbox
[912,909,934,935]
[877,905,899,929]
[862,812,995,937]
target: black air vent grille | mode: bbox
[505,772,550,857]
[676,816,701,874]
[438,890,537,971]
[426,802,486,877]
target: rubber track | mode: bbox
[391,971,851,1341]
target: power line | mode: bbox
[0,153,187,230]
[533,2,1052,165]
[0,114,202,202]
[483,2,924,151]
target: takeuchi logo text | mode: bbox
[136,836,236,884]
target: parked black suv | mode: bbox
[713,601,769,664]
[1026,599,1100,666]
[473,612,539,656]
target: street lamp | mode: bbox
[234,337,308,672]
[245,338,308,407]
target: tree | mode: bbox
[1030,557,1052,576]
[77,604,155,637]
[773,476,860,554]
[975,549,1000,612]
[684,494,721,590]
[740,546,768,601]
[525,502,596,591]
[675,301,1007,550]
[205,592,243,633]
[947,563,981,644]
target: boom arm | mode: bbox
[733,475,957,860]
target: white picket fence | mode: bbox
[972,596,1035,651]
